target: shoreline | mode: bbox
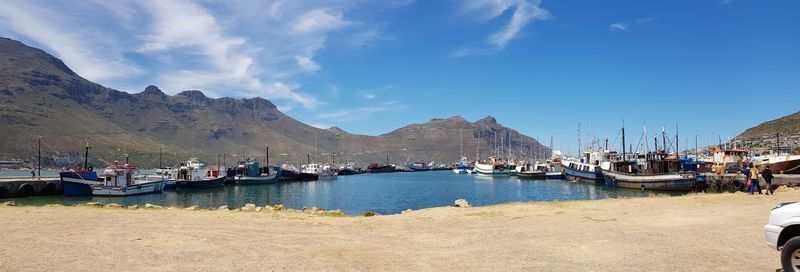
[2,190,793,271]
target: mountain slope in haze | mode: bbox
[0,37,548,166]
[734,111,800,150]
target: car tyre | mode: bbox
[782,237,800,272]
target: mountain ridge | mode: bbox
[0,37,548,167]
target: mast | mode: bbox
[621,121,626,161]
[577,122,582,157]
[661,127,667,152]
[460,128,463,158]
[695,134,699,158]
[386,154,390,166]
[777,133,781,154]
[549,136,553,159]
[37,136,41,177]
[675,123,679,157]
[84,139,91,169]
[307,153,310,165]
[158,146,163,169]
[265,145,269,166]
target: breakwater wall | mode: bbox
[0,177,61,198]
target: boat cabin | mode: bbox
[101,165,138,187]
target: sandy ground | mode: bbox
[0,190,795,272]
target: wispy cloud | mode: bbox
[315,101,405,122]
[0,0,396,109]
[718,0,734,6]
[0,1,143,82]
[636,17,655,24]
[454,0,550,57]
[610,23,628,31]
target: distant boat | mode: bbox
[60,167,100,197]
[367,163,395,173]
[545,159,565,179]
[234,160,280,185]
[279,164,319,182]
[302,163,337,180]
[406,161,430,172]
[473,157,511,176]
[337,163,359,176]
[91,164,166,197]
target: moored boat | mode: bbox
[367,163,396,174]
[474,157,511,176]
[301,163,337,180]
[171,158,226,189]
[516,161,546,179]
[234,160,280,185]
[91,164,166,197]
[406,161,430,172]
[562,160,604,184]
[60,167,100,197]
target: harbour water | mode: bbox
[3,171,680,214]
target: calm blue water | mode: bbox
[3,171,678,214]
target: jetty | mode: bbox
[0,176,61,198]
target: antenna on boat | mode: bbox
[37,136,42,177]
[676,122,679,157]
[266,144,270,167]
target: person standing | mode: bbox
[749,163,762,194]
[744,165,752,194]
[763,165,775,195]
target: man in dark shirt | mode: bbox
[763,165,775,195]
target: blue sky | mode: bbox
[1,0,798,155]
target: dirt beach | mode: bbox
[0,190,795,271]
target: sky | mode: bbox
[1,0,798,155]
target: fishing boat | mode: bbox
[337,163,359,176]
[367,155,396,173]
[151,167,177,189]
[473,157,511,176]
[406,161,430,172]
[543,158,565,179]
[279,164,319,182]
[516,161,546,179]
[60,142,101,196]
[91,164,166,196]
[753,137,800,174]
[562,159,604,184]
[367,163,395,173]
[302,163,337,180]
[171,158,225,189]
[602,152,698,191]
[60,167,100,196]
[234,160,280,185]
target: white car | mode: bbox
[765,202,800,272]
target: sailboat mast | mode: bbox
[621,121,626,161]
[84,139,90,169]
[460,128,463,158]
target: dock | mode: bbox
[0,176,61,198]
[702,173,800,192]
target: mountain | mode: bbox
[733,111,800,150]
[0,37,548,167]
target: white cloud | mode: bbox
[295,55,321,73]
[610,23,629,31]
[460,0,550,51]
[718,0,733,6]
[636,17,655,24]
[0,1,142,82]
[364,93,376,99]
[292,9,351,33]
[0,0,396,109]
[315,102,406,122]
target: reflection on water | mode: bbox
[4,171,681,214]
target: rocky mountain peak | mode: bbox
[141,85,165,96]
[176,90,207,100]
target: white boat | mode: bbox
[91,164,165,196]
[453,156,470,174]
[473,157,511,176]
[302,163,338,180]
[234,160,280,185]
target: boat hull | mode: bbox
[518,171,546,179]
[367,166,395,174]
[337,169,357,176]
[60,171,100,197]
[545,172,566,179]
[761,158,800,174]
[91,180,166,197]
[602,170,697,191]
[175,176,225,189]
[563,166,604,184]
[474,163,510,176]
[235,174,280,185]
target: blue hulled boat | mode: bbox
[60,169,101,196]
